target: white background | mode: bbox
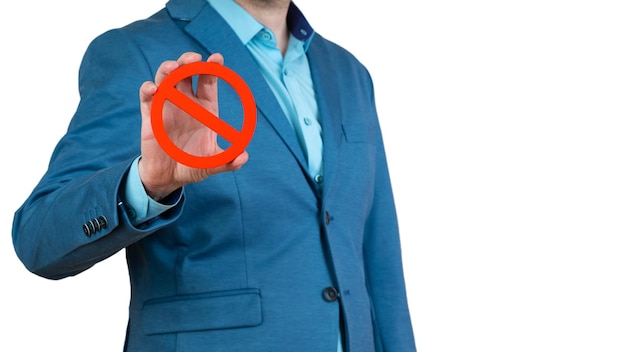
[2,1,626,351]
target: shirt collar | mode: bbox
[207,0,314,49]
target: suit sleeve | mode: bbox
[363,81,417,351]
[12,29,183,280]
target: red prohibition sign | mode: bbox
[151,61,256,169]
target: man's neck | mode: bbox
[235,0,291,54]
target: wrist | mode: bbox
[137,157,180,201]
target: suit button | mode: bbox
[97,216,108,229]
[323,287,339,302]
[87,220,96,234]
[90,219,101,232]
[324,211,332,225]
[82,223,91,237]
[314,174,323,184]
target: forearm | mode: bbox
[12,160,182,279]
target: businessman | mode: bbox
[12,0,416,350]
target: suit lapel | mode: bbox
[307,37,343,199]
[167,0,309,174]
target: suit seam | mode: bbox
[122,28,157,80]
[232,171,249,287]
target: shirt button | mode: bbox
[283,68,289,76]
[314,174,323,184]
[323,287,339,302]
[125,205,136,220]
[262,31,271,41]
[303,117,312,126]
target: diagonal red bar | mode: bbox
[162,85,241,143]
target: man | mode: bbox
[12,0,416,350]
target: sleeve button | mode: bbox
[90,219,101,232]
[82,223,91,237]
[98,216,108,229]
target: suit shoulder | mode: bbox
[87,8,179,50]
[313,34,367,67]
[80,8,198,77]
[311,33,373,80]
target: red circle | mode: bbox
[151,61,256,168]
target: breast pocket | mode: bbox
[341,119,374,143]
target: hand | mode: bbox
[138,52,249,200]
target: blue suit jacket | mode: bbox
[13,0,416,350]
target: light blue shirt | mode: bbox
[122,1,337,348]
[208,0,323,179]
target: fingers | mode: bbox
[229,151,249,170]
[197,53,224,105]
[206,52,224,65]
[178,52,204,65]
[139,81,157,117]
[153,60,179,86]
[175,52,203,94]
[154,52,203,94]
[140,51,247,181]
[209,151,249,175]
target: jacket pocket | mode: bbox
[342,120,374,143]
[142,288,262,335]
